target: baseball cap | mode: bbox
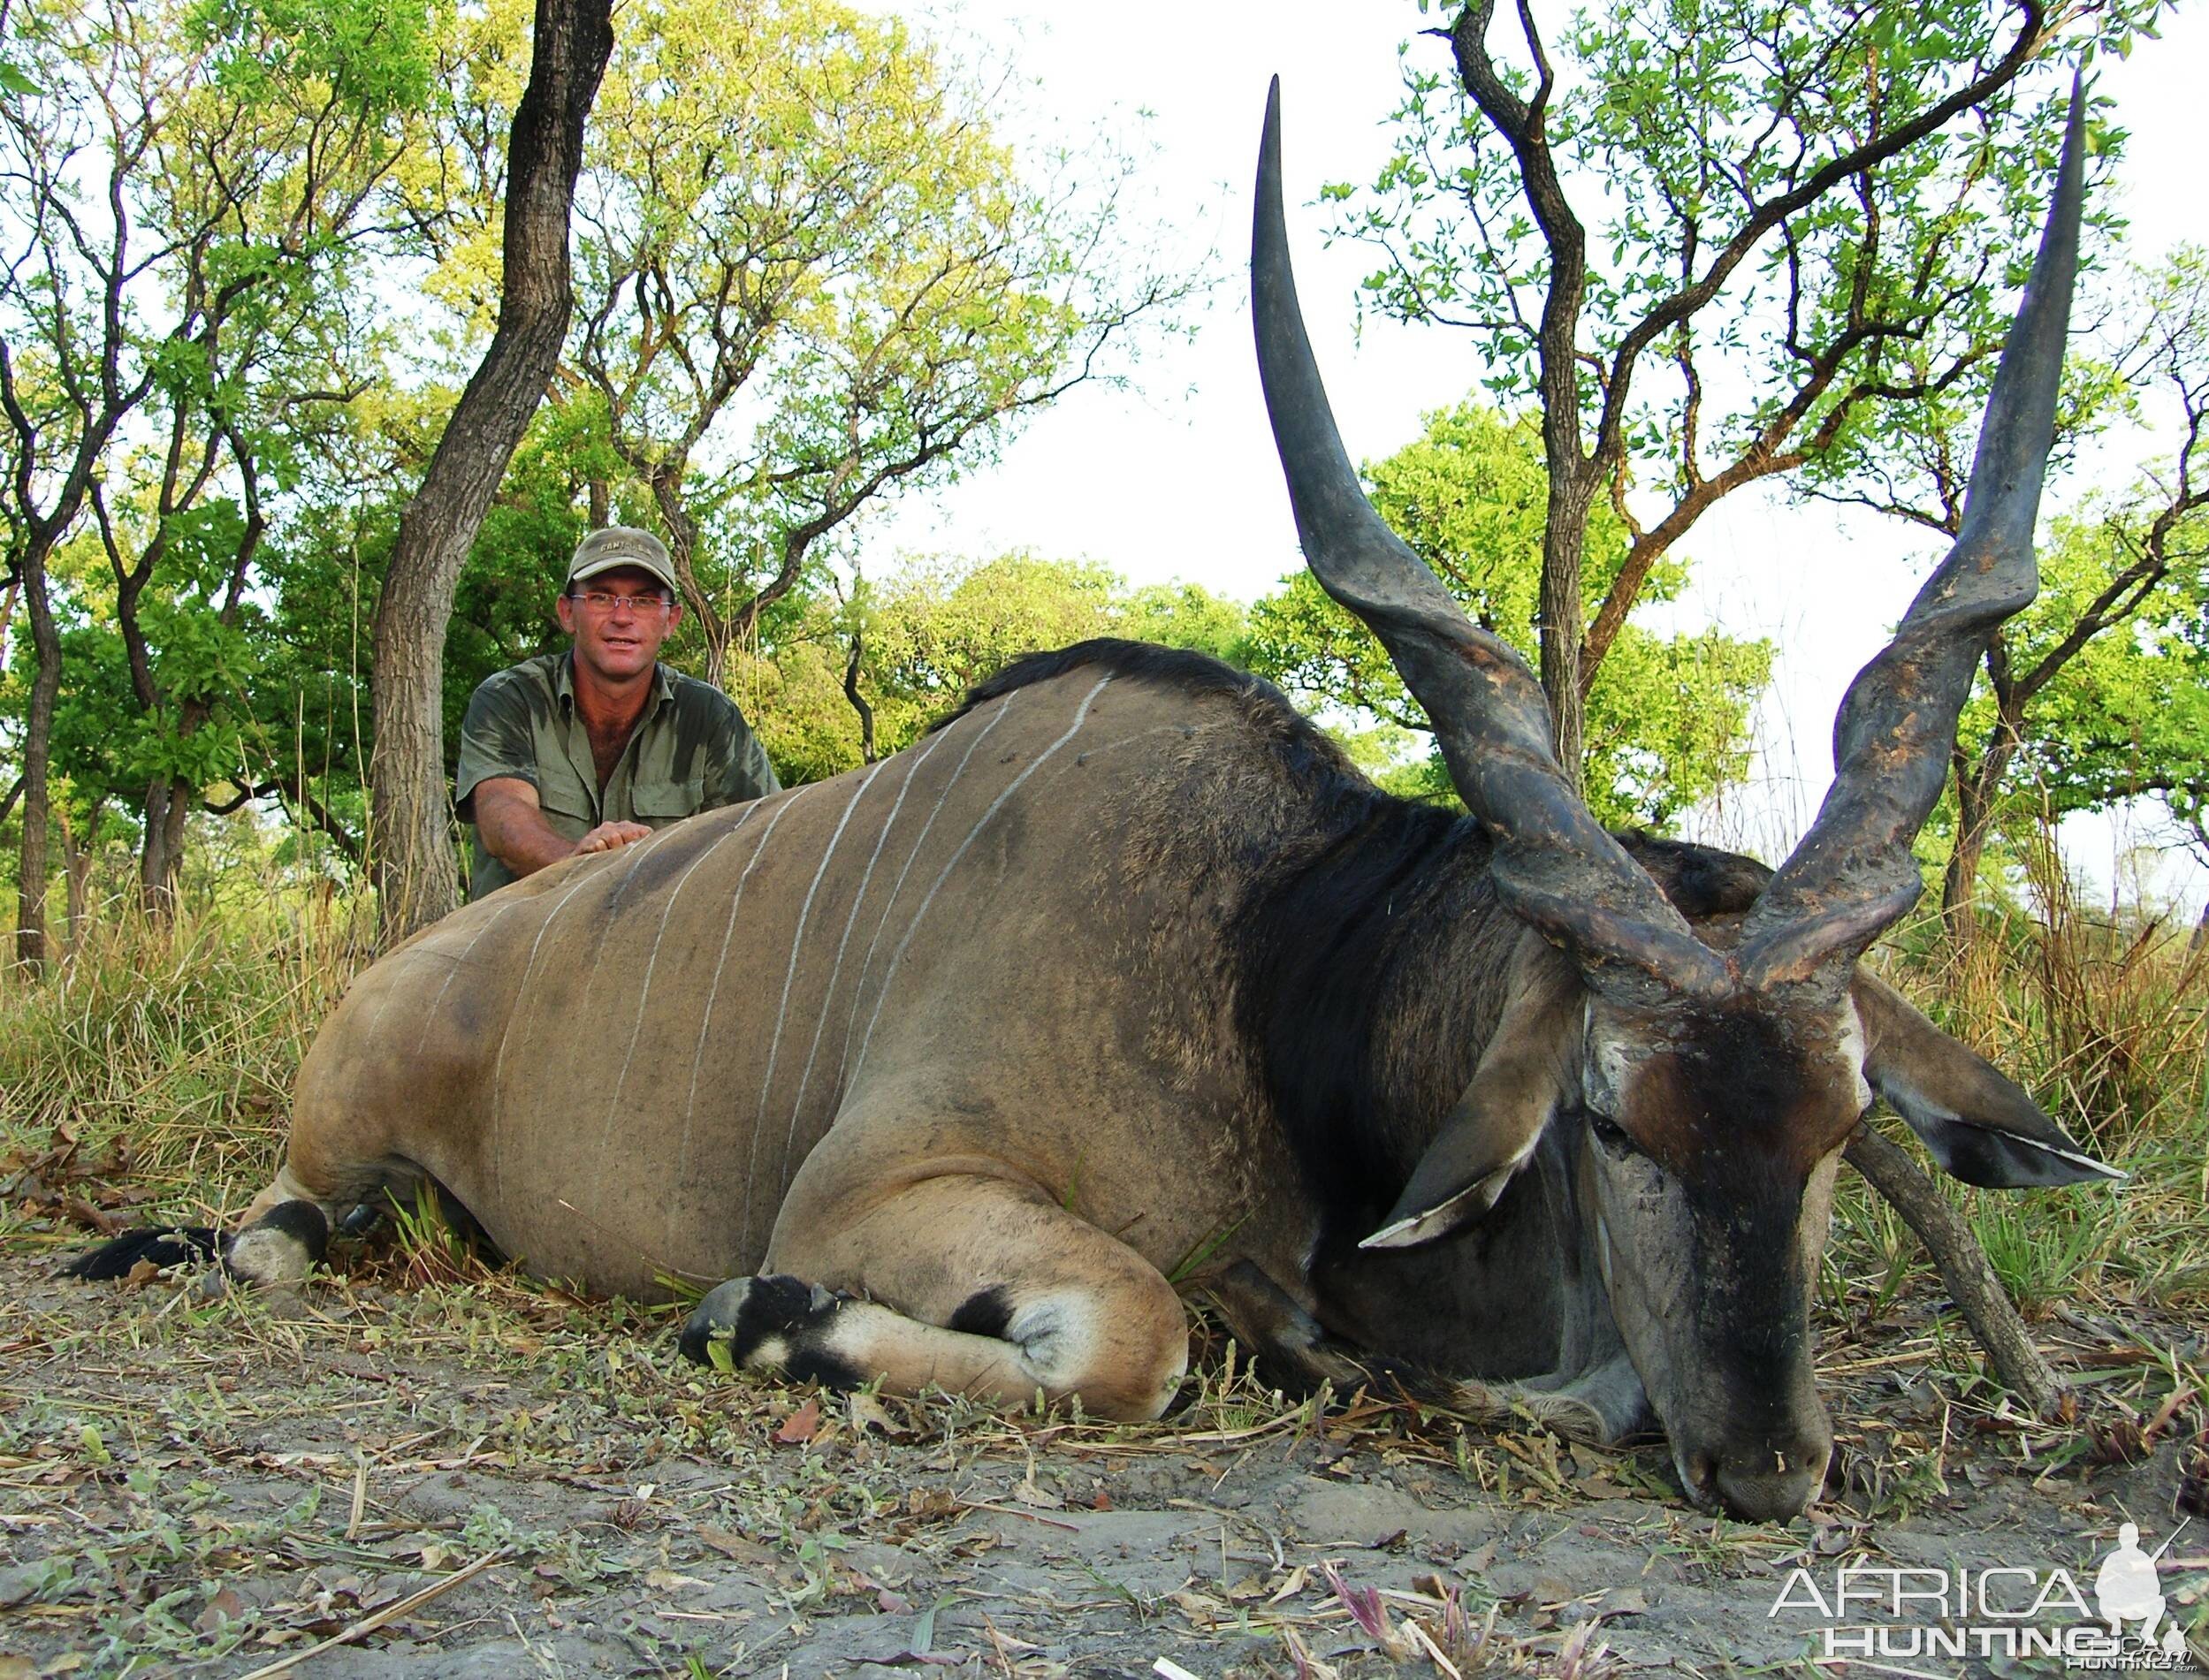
[566,528,679,598]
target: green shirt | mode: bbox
[454,651,780,900]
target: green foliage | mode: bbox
[185,0,439,112]
[2024,517,2209,847]
[1327,0,2159,787]
[1865,244,2209,916]
[1242,405,1771,827]
[534,0,1184,664]
[0,0,439,900]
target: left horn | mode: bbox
[1738,78,2089,986]
[1251,79,1725,1001]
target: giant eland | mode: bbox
[74,83,2116,1522]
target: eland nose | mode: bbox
[1712,1433,1832,1522]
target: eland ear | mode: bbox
[1854,973,2121,1189]
[1362,941,1581,1250]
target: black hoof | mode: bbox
[679,1273,835,1371]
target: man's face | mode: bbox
[556,566,682,686]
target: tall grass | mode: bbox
[1840,884,2209,1315]
[4,861,2204,1314]
[0,887,369,1226]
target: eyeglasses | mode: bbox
[569,589,673,613]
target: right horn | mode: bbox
[1738,78,2090,988]
[1250,79,1725,1002]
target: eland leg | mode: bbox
[678,1172,1189,1421]
[63,1163,338,1287]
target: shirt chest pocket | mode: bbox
[629,776,704,828]
[536,764,598,833]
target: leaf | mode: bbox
[194,1584,247,1631]
[0,1558,72,1609]
[696,1526,781,1572]
[772,1397,821,1444]
[847,1392,902,1436]
[912,1589,957,1655]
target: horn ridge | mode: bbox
[1250,80,1726,1000]
[1740,77,2090,986]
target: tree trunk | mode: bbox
[139,773,191,916]
[1939,764,1992,950]
[1844,1123,2062,1418]
[1538,469,1597,786]
[141,777,176,917]
[843,627,876,764]
[368,0,614,946]
[12,534,62,975]
[61,793,106,955]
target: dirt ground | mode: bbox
[0,1239,2204,1679]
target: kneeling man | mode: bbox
[456,527,779,899]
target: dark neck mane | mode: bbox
[1234,796,1505,1240]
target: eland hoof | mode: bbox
[679,1274,837,1372]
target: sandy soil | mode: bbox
[0,1246,2202,1679]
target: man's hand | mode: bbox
[472,779,652,881]
[575,820,651,855]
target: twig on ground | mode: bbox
[235,1547,512,1678]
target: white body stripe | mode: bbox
[832,697,1017,1091]
[849,677,1112,1085]
[748,765,883,1203]
[486,866,610,1203]
[676,785,810,1242]
[594,803,763,1192]
[781,732,951,1183]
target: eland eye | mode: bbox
[1588,1111,1635,1154]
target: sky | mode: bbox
[852,1,2208,913]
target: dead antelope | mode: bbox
[72,82,2114,1522]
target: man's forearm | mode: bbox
[472,785,581,879]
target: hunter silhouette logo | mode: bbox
[2094,1523,2190,1661]
[1767,1518,2198,1669]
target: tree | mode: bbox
[0,0,431,964]
[368,0,613,945]
[1242,403,1771,826]
[737,553,1246,785]
[2028,528,2209,917]
[1334,0,2150,785]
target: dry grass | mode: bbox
[1846,888,2209,1319]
